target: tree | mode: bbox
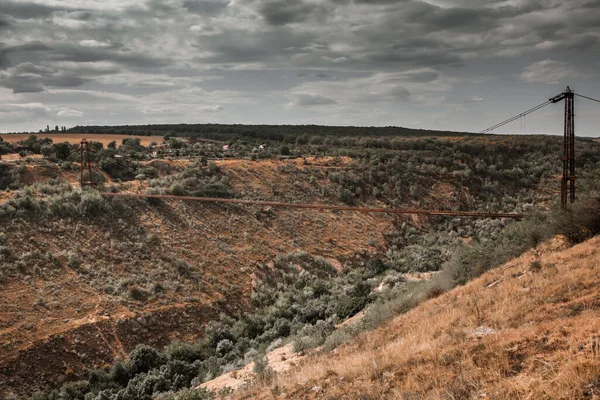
[53,142,72,160]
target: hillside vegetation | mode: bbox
[0,129,598,399]
[237,233,600,399]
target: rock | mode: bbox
[470,326,496,338]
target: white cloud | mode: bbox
[57,108,83,117]
[78,40,112,48]
[520,60,581,84]
[287,93,337,108]
[287,70,453,108]
[5,103,52,112]
[197,105,226,113]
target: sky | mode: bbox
[0,0,599,136]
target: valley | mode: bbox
[0,128,598,399]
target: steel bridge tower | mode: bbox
[550,87,575,210]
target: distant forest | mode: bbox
[68,124,477,142]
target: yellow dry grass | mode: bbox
[237,235,600,399]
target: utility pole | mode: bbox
[550,87,575,210]
[80,139,95,187]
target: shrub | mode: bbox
[252,354,274,383]
[425,285,446,299]
[110,360,131,386]
[79,191,107,217]
[173,258,192,278]
[339,188,354,205]
[68,253,80,270]
[216,339,234,356]
[334,295,367,319]
[293,320,335,352]
[129,345,163,374]
[137,166,159,179]
[207,162,219,174]
[553,196,600,243]
[444,215,552,285]
[128,285,149,302]
[82,170,106,184]
[170,183,187,196]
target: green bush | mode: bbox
[553,196,600,243]
[82,170,106,185]
[334,295,368,319]
[129,345,163,375]
[170,183,187,196]
[79,191,107,217]
[128,285,149,302]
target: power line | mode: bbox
[479,101,552,134]
[576,93,600,104]
[100,192,525,219]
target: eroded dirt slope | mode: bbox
[0,158,396,397]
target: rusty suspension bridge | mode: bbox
[100,192,525,219]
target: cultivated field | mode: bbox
[0,133,164,146]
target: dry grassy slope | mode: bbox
[0,158,396,397]
[239,235,600,400]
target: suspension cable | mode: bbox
[575,93,600,104]
[86,147,140,175]
[479,100,552,133]
[100,192,524,219]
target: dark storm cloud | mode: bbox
[183,0,230,15]
[574,0,600,9]
[0,0,599,134]
[0,0,75,19]
[0,17,11,29]
[418,1,548,32]
[368,48,464,67]
[50,43,169,68]
[1,41,168,70]
[258,0,331,26]
[3,73,86,93]
[0,62,87,93]
[195,27,315,64]
[0,42,51,69]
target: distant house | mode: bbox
[222,145,230,151]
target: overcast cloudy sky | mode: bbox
[1,0,599,135]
